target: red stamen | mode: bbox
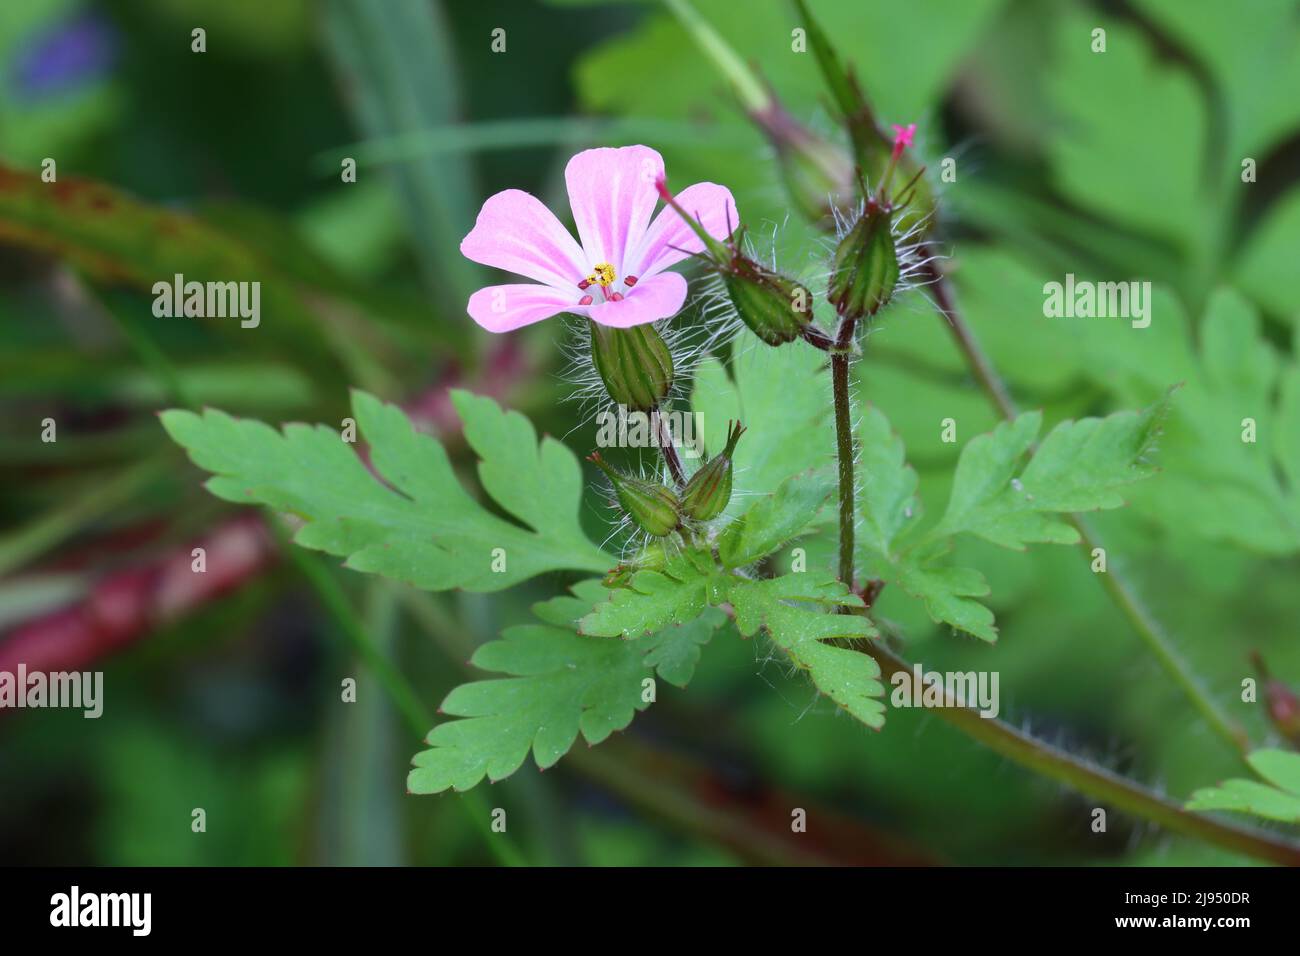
[623,275,638,287]
[578,279,591,290]
[610,292,624,302]
[578,294,594,306]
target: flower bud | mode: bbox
[589,320,673,413]
[827,198,898,321]
[725,261,814,347]
[655,178,815,348]
[681,421,745,521]
[588,452,681,537]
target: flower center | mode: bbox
[576,263,638,306]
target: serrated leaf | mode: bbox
[161,389,611,592]
[408,580,724,793]
[642,609,727,688]
[717,466,834,568]
[581,551,887,728]
[1124,290,1300,553]
[1186,749,1300,824]
[856,398,1166,642]
[933,397,1168,550]
[729,574,884,728]
[856,404,922,560]
[895,555,997,644]
[855,405,999,641]
[579,548,722,637]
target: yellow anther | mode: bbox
[589,263,616,287]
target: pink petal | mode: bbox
[891,122,916,149]
[460,189,587,291]
[588,272,687,329]
[466,283,575,333]
[565,146,664,276]
[627,182,736,279]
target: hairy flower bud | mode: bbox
[589,320,674,413]
[681,421,745,521]
[588,452,681,537]
[827,199,898,321]
[655,178,816,348]
[726,261,815,346]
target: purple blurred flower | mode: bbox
[10,10,117,102]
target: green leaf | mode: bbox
[728,575,884,729]
[583,0,1004,125]
[717,466,834,568]
[1043,10,1207,245]
[1131,0,1300,160]
[895,553,997,644]
[579,549,722,638]
[641,610,724,689]
[1250,749,1300,795]
[855,398,1166,642]
[690,339,832,518]
[854,404,999,641]
[161,389,611,592]
[580,552,887,728]
[933,398,1168,550]
[1186,749,1300,824]
[855,404,921,560]
[1124,290,1300,553]
[408,580,725,793]
[1235,189,1300,328]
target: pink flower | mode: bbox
[460,145,737,332]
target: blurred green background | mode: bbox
[1,0,1298,866]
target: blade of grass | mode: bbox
[0,459,164,577]
[311,116,743,172]
[273,518,525,867]
[321,0,478,309]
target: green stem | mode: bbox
[832,319,857,589]
[661,0,769,115]
[860,641,1299,865]
[1081,512,1250,753]
[921,254,1249,758]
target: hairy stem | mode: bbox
[832,318,858,589]
[655,407,687,486]
[920,251,1249,758]
[800,322,836,352]
[858,640,1299,865]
